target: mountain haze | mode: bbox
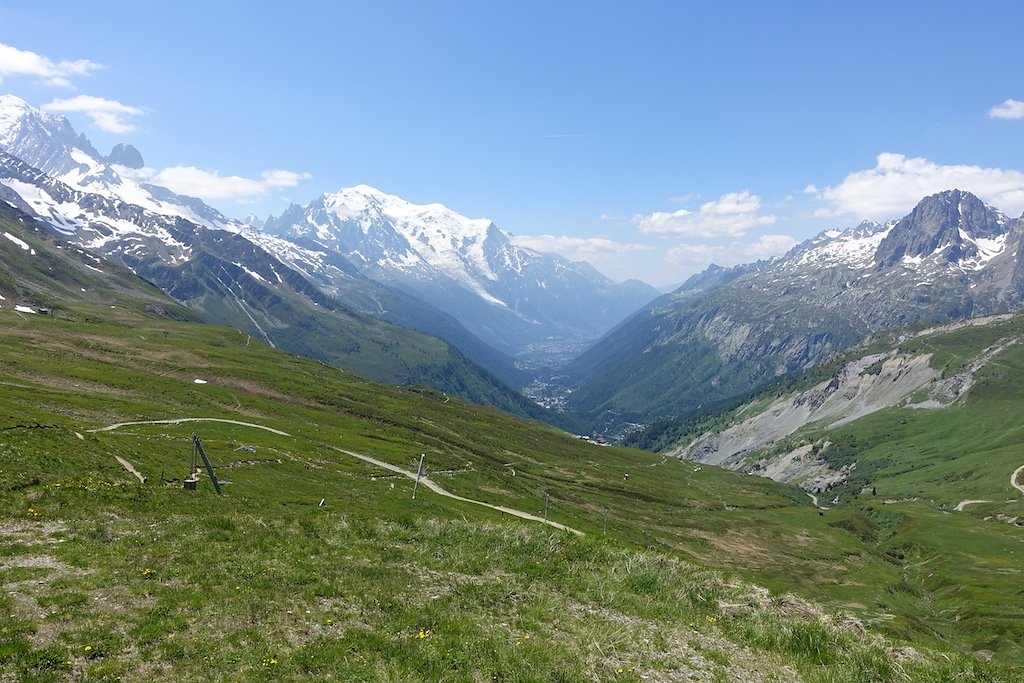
[262,185,660,361]
[0,93,659,390]
[0,96,545,412]
[567,190,1024,434]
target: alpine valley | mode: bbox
[0,94,657,420]
[3,88,1024,682]
[260,185,659,363]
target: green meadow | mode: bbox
[1,303,1020,681]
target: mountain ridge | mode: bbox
[262,184,661,360]
[0,98,546,412]
[566,190,1024,435]
[0,94,657,378]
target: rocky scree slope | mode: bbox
[670,314,1019,489]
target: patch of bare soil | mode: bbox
[1,520,88,648]
[0,519,68,542]
[564,599,804,683]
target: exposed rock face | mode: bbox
[673,352,939,469]
[672,260,771,297]
[105,143,144,169]
[671,316,1018,488]
[875,189,1009,268]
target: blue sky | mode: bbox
[1,0,1023,286]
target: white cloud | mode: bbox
[633,190,777,238]
[42,95,145,134]
[511,234,649,260]
[120,165,312,202]
[509,234,656,283]
[666,234,798,270]
[0,43,99,87]
[989,99,1024,120]
[813,153,1024,219]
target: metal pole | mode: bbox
[192,433,223,496]
[544,493,550,522]
[412,453,426,500]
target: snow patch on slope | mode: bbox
[794,223,892,270]
[958,230,1007,271]
[3,231,31,252]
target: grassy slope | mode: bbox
[659,315,1024,665]
[797,319,1024,661]
[0,305,1018,681]
[566,284,864,432]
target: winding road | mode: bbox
[333,448,583,535]
[1012,464,1024,496]
[954,499,990,512]
[954,465,1023,511]
[87,418,291,437]
[88,417,582,535]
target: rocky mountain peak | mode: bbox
[243,213,266,230]
[105,143,144,169]
[0,94,102,175]
[848,219,884,238]
[259,183,658,357]
[875,189,1008,269]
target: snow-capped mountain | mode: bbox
[0,94,543,407]
[262,186,660,359]
[565,190,1024,433]
[0,94,239,233]
[0,93,658,366]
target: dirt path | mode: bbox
[114,456,146,484]
[804,491,830,510]
[1012,464,1024,496]
[87,418,291,437]
[334,448,584,536]
[953,463,1023,509]
[87,417,580,535]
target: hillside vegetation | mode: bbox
[0,298,1020,681]
[652,313,1024,671]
